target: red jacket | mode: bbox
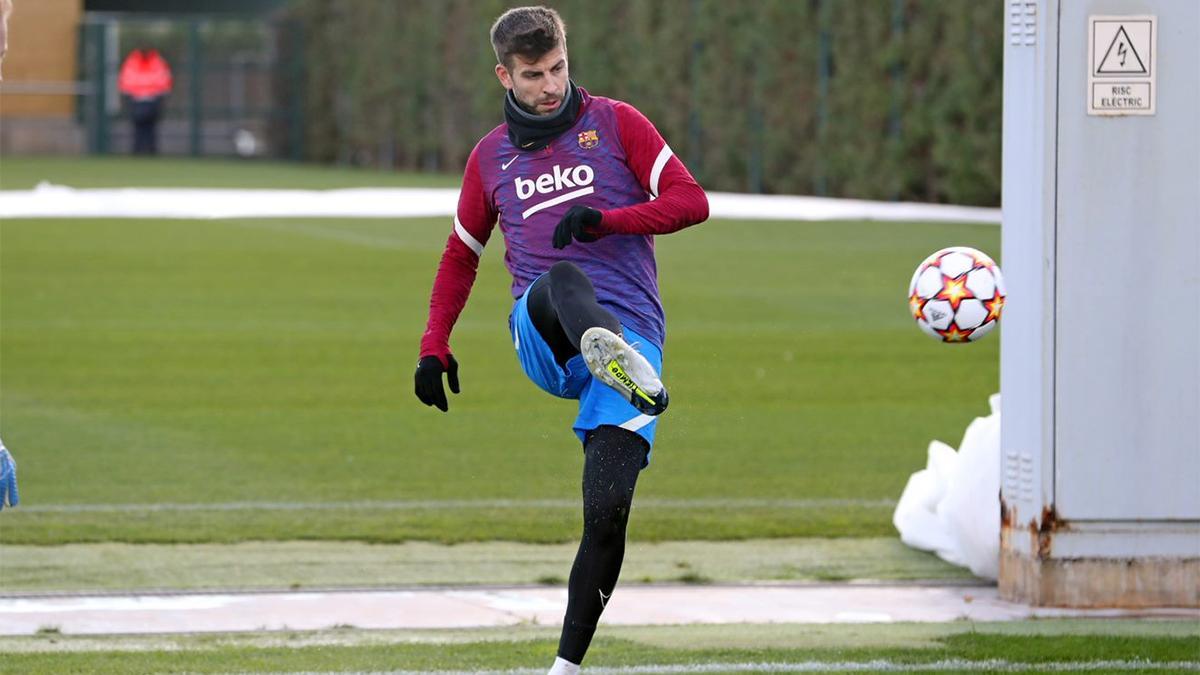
[118,49,173,99]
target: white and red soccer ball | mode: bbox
[908,246,1006,343]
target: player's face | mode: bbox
[495,46,569,116]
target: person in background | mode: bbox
[118,47,173,155]
[0,0,11,80]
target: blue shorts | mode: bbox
[509,284,662,453]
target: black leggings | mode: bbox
[558,424,647,664]
[527,261,624,366]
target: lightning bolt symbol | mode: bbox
[1118,42,1127,66]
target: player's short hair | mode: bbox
[490,6,566,69]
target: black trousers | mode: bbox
[130,98,163,155]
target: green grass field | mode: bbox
[3,621,1196,674]
[0,539,977,592]
[0,157,1001,546]
[2,158,1194,675]
[0,156,461,190]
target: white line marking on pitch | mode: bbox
[16,498,895,514]
[237,659,1200,674]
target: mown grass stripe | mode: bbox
[16,498,896,514]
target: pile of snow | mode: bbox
[0,182,459,219]
[893,394,1001,580]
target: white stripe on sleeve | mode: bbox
[648,144,674,198]
[454,216,484,256]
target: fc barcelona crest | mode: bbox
[577,129,600,149]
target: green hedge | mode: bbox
[290,0,1002,206]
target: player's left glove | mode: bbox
[0,442,19,510]
[414,354,460,413]
[552,205,603,249]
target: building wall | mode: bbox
[0,0,84,117]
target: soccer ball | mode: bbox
[908,246,1006,343]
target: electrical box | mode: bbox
[1000,0,1199,607]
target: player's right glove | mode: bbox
[414,354,460,412]
[552,205,602,249]
[0,442,19,510]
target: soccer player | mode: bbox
[0,0,12,80]
[0,437,16,510]
[413,6,708,673]
[0,0,18,512]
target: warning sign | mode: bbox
[1096,26,1148,74]
[1088,16,1156,116]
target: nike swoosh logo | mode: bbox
[598,589,611,609]
[502,156,518,170]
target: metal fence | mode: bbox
[78,14,304,159]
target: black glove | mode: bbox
[552,205,603,249]
[414,354,460,412]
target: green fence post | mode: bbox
[815,0,831,197]
[686,0,704,180]
[76,24,88,134]
[92,23,110,155]
[888,0,905,200]
[290,21,305,162]
[83,23,97,154]
[747,7,765,194]
[188,20,203,157]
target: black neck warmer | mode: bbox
[504,80,581,152]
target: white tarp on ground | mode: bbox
[893,394,1001,580]
[0,182,1001,223]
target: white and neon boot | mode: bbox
[580,326,668,416]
